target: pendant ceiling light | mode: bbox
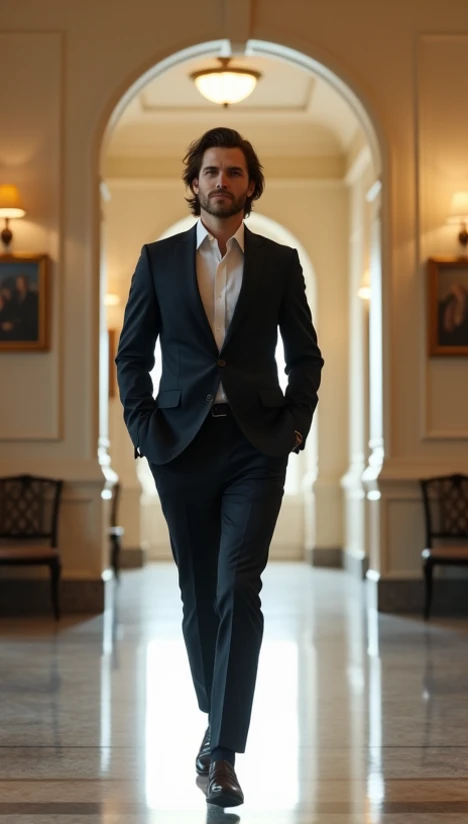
[190,58,261,107]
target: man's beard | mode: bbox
[198,190,247,219]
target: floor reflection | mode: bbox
[100,579,121,775]
[367,608,384,823]
[205,808,241,824]
[145,638,201,809]
[242,641,300,809]
[1,563,468,824]
[0,632,62,750]
[143,639,300,811]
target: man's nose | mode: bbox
[216,172,228,188]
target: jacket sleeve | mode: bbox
[115,245,161,456]
[279,248,324,449]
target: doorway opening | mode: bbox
[98,39,384,566]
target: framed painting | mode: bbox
[428,256,468,356]
[0,253,49,351]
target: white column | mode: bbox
[362,186,385,579]
[103,191,146,569]
[341,156,374,577]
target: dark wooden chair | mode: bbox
[420,473,468,620]
[0,474,63,619]
[109,481,124,581]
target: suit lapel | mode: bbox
[179,224,219,354]
[178,223,264,354]
[222,225,263,352]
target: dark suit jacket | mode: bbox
[116,224,324,465]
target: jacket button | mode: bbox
[218,359,226,367]
[206,394,213,402]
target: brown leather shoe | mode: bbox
[195,726,211,776]
[206,760,244,807]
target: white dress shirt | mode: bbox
[196,218,244,403]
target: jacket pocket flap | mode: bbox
[258,387,286,407]
[156,389,181,409]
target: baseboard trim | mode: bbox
[367,575,468,615]
[120,547,146,569]
[343,550,369,580]
[0,575,111,616]
[306,547,343,568]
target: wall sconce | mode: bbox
[104,293,121,307]
[447,191,468,250]
[0,185,26,251]
[358,269,371,301]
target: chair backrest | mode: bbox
[420,474,468,546]
[110,481,121,529]
[0,474,63,545]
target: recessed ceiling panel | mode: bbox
[109,54,362,158]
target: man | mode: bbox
[438,282,468,347]
[12,274,39,341]
[116,127,324,808]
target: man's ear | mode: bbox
[247,180,255,198]
[192,178,199,195]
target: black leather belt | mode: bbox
[211,403,231,418]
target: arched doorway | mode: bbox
[98,39,385,570]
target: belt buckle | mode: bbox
[212,403,228,418]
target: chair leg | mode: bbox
[423,560,433,621]
[111,535,121,582]
[49,559,62,620]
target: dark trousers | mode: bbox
[149,408,288,753]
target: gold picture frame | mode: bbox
[428,256,468,356]
[0,253,49,351]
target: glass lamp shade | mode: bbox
[191,61,261,106]
[447,191,468,224]
[0,184,26,219]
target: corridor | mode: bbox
[1,563,467,823]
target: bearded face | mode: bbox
[192,147,255,220]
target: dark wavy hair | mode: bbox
[182,127,264,217]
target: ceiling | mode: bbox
[107,55,362,161]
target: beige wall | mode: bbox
[1,0,468,605]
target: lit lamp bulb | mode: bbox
[447,191,468,250]
[191,58,261,107]
[104,293,121,307]
[358,269,371,301]
[0,185,26,251]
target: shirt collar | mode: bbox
[196,218,245,253]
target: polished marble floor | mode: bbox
[1,562,468,823]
